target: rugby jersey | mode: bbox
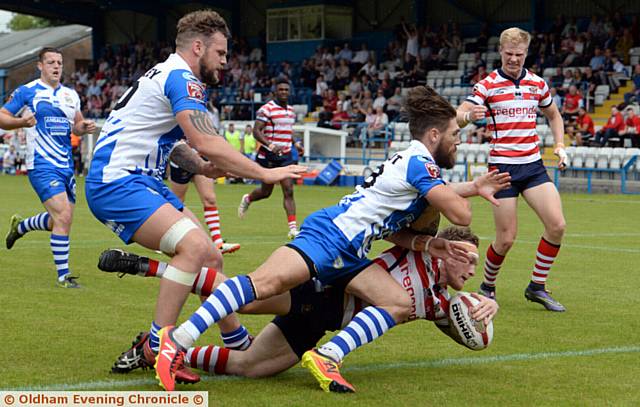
[255,100,296,156]
[467,68,552,165]
[341,246,450,328]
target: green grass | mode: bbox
[1,175,639,406]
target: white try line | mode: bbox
[476,236,640,254]
[7,345,640,391]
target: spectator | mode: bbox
[621,106,640,147]
[224,123,243,153]
[385,87,404,121]
[331,103,351,129]
[589,47,605,72]
[550,87,563,110]
[471,66,488,85]
[402,20,419,60]
[562,85,582,122]
[352,43,370,69]
[335,59,350,89]
[323,89,338,113]
[367,106,389,139]
[372,89,386,111]
[569,107,595,146]
[347,75,362,99]
[249,47,263,62]
[86,79,101,98]
[337,43,353,62]
[358,57,378,77]
[594,105,625,146]
[624,64,640,104]
[2,145,16,175]
[241,124,257,159]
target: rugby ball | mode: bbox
[410,205,440,236]
[448,292,494,351]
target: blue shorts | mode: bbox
[287,210,372,285]
[85,175,184,244]
[28,166,76,204]
[490,160,551,199]
[256,148,297,169]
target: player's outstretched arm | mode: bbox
[169,141,226,179]
[0,107,35,130]
[176,109,305,183]
[425,184,472,226]
[448,170,511,206]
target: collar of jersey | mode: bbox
[497,68,527,84]
[409,139,435,161]
[37,79,61,91]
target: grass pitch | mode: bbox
[1,175,639,406]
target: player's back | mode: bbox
[88,53,207,184]
[323,140,444,257]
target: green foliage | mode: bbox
[1,176,639,405]
[8,14,65,31]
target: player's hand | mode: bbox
[427,238,475,264]
[270,144,285,156]
[261,164,307,184]
[473,169,511,206]
[82,119,97,134]
[555,145,568,170]
[21,110,36,127]
[468,105,487,122]
[469,292,499,325]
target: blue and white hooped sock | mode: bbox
[149,321,162,353]
[18,212,51,235]
[50,234,70,281]
[221,325,251,350]
[318,306,396,362]
[174,275,256,349]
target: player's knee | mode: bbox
[282,187,294,199]
[384,294,413,323]
[52,208,73,230]
[201,194,217,207]
[181,235,212,264]
[547,218,566,240]
[494,236,515,254]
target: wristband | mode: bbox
[410,235,420,251]
[464,111,471,123]
[424,236,434,253]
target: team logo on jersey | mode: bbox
[187,81,205,101]
[332,256,344,269]
[425,162,440,178]
[182,72,198,82]
[529,86,538,94]
[49,180,60,187]
[64,93,74,105]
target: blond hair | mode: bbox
[176,10,230,49]
[499,27,531,48]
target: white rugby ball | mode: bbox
[448,292,494,351]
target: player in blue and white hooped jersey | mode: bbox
[1,47,96,288]
[84,10,304,386]
[156,85,511,392]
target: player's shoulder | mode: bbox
[523,70,548,87]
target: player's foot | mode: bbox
[524,285,566,312]
[301,349,355,393]
[155,326,190,391]
[98,249,148,277]
[112,332,150,373]
[219,242,241,254]
[478,282,497,301]
[138,333,199,384]
[287,229,300,240]
[5,214,24,250]
[237,194,250,219]
[57,275,81,288]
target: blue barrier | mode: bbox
[552,155,639,194]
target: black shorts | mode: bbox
[271,279,346,358]
[489,159,552,199]
[169,162,195,185]
[255,147,297,169]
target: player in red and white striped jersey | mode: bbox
[238,78,304,239]
[457,27,567,312]
[107,226,497,383]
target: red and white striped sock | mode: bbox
[287,214,297,231]
[146,260,217,297]
[204,206,224,247]
[185,345,230,375]
[531,237,561,285]
[483,244,506,288]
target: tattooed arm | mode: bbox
[168,142,207,174]
[175,109,305,183]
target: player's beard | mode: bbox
[433,141,455,169]
[199,59,219,87]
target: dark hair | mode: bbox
[176,9,230,49]
[276,78,290,87]
[437,226,480,248]
[38,47,62,62]
[404,85,456,139]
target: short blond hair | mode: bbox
[499,27,531,48]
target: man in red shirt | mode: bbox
[594,105,625,146]
[621,106,640,147]
[571,107,595,146]
[562,85,582,126]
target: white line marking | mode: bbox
[477,236,640,254]
[7,345,640,391]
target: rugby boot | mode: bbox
[98,249,148,277]
[112,332,150,373]
[301,349,355,393]
[524,285,566,312]
[219,242,241,254]
[478,282,497,302]
[56,275,81,288]
[155,326,194,391]
[237,194,250,219]
[5,214,24,249]
[144,330,199,386]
